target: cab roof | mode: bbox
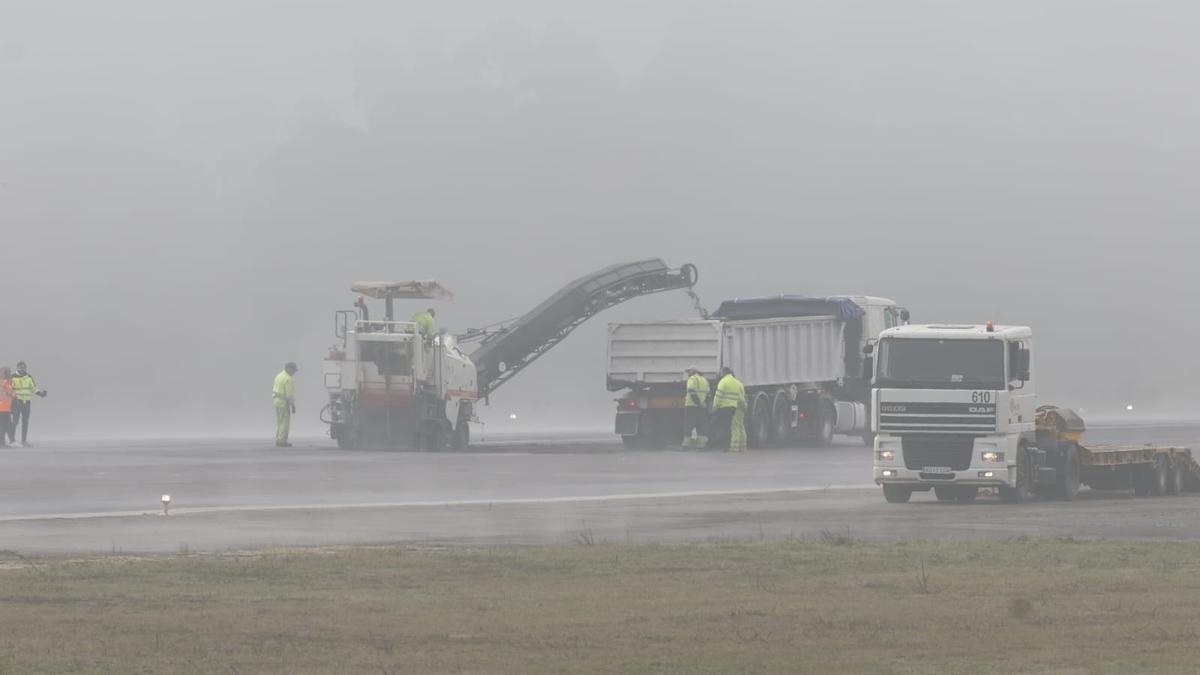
[881,323,1032,340]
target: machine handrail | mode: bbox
[354,320,419,334]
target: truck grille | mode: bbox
[879,402,996,434]
[902,435,975,471]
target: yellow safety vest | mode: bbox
[412,311,435,336]
[713,374,745,410]
[684,373,710,407]
[272,370,295,408]
[10,374,36,403]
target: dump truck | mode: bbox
[321,259,698,450]
[870,323,1198,503]
[607,296,909,449]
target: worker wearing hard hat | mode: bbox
[272,362,298,448]
[412,308,436,337]
[681,365,710,447]
[707,367,747,452]
[9,362,45,447]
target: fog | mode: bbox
[3,0,1197,439]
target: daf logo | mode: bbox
[969,406,990,413]
[881,405,907,413]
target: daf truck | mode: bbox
[870,323,1198,503]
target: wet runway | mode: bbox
[2,422,1197,554]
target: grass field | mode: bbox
[2,537,1200,673]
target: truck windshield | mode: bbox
[876,338,1004,390]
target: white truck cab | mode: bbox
[870,323,1036,503]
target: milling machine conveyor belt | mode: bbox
[466,259,698,398]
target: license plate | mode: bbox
[922,466,953,474]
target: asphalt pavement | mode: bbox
[1,422,1197,554]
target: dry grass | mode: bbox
[1,538,1200,673]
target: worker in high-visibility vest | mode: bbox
[0,367,13,448]
[412,308,436,337]
[272,362,298,447]
[707,367,746,451]
[9,362,45,447]
[681,365,710,447]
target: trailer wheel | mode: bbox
[812,399,835,447]
[1167,458,1184,495]
[748,394,772,449]
[770,393,791,447]
[1000,445,1036,504]
[1147,457,1169,497]
[882,484,912,503]
[1056,442,1081,501]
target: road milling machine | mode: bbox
[321,259,699,450]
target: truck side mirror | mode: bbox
[862,343,874,355]
[899,308,910,323]
[861,356,874,381]
[1018,349,1031,381]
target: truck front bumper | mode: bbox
[873,465,1016,488]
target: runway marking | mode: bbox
[0,485,876,523]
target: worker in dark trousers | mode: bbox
[10,362,46,447]
[706,367,743,450]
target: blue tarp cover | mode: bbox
[711,295,865,321]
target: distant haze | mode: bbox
[3,1,1197,438]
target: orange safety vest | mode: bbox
[0,381,12,413]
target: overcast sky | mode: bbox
[3,0,1197,438]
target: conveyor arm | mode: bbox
[463,259,698,398]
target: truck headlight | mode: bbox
[981,451,1004,463]
[876,450,895,462]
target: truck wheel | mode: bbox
[812,399,835,447]
[770,393,791,447]
[933,486,957,502]
[882,484,912,503]
[621,435,641,450]
[955,487,979,502]
[1000,445,1036,504]
[1056,442,1081,501]
[861,432,876,447]
[748,394,771,449]
[1167,459,1184,495]
[1132,465,1152,496]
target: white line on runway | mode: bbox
[0,484,876,523]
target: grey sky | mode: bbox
[2,1,1196,437]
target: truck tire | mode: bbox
[934,486,957,502]
[1055,442,1081,501]
[770,393,791,447]
[748,394,771,449]
[861,432,875,447]
[812,399,835,447]
[882,484,912,503]
[1000,445,1036,504]
[1167,458,1184,495]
